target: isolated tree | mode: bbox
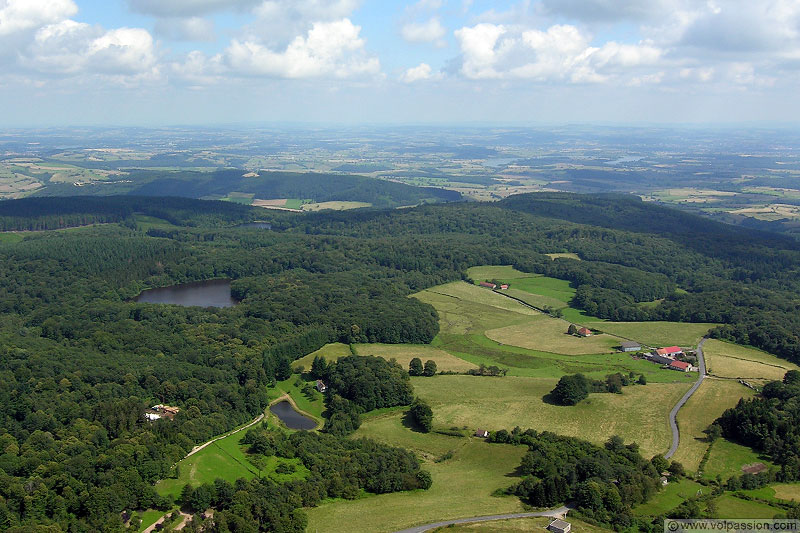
[423,360,437,377]
[606,373,623,394]
[550,374,589,405]
[409,398,433,432]
[638,374,647,385]
[707,423,722,442]
[275,355,292,381]
[567,324,578,335]
[409,357,423,376]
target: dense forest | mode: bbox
[716,371,800,482]
[1,192,800,529]
[488,430,663,530]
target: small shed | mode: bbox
[474,429,489,438]
[660,476,669,486]
[499,284,509,290]
[316,380,327,393]
[620,341,641,352]
[548,519,571,533]
[577,327,592,337]
[479,281,497,289]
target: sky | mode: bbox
[1,0,800,126]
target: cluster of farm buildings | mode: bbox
[633,344,698,372]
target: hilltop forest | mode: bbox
[0,193,800,530]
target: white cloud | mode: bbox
[401,62,437,82]
[401,17,446,46]
[540,0,672,22]
[222,18,379,78]
[0,0,77,36]
[247,0,360,48]
[154,17,215,42]
[454,22,663,84]
[127,0,259,17]
[25,21,157,76]
[454,23,508,79]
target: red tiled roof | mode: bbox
[670,360,690,369]
[578,327,591,334]
[657,346,682,355]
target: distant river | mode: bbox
[134,279,236,308]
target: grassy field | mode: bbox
[772,484,800,502]
[633,478,705,516]
[301,201,371,211]
[0,233,24,244]
[545,253,581,260]
[292,342,352,370]
[354,343,479,373]
[671,378,755,474]
[412,375,688,458]
[268,377,325,420]
[485,317,622,355]
[466,265,538,281]
[137,508,178,532]
[155,429,259,502]
[430,516,610,533]
[582,322,715,348]
[306,415,527,533]
[711,494,784,518]
[703,438,771,480]
[703,339,800,381]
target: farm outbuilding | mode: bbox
[548,519,571,533]
[316,380,327,393]
[577,327,592,337]
[479,281,497,289]
[669,360,691,372]
[474,429,489,438]
[656,346,683,357]
[620,341,641,352]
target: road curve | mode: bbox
[393,506,570,533]
[664,337,707,459]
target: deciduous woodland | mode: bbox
[1,193,800,530]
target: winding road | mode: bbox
[393,506,571,533]
[664,337,707,459]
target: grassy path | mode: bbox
[186,413,264,458]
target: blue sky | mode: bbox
[1,0,799,126]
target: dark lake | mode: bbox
[134,279,236,308]
[270,401,317,430]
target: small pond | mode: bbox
[134,279,236,308]
[270,401,317,430]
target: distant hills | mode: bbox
[33,169,461,209]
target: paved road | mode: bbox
[664,337,707,459]
[393,506,570,533]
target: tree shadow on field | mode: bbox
[401,409,427,433]
[541,392,561,405]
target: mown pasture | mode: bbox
[671,378,755,475]
[633,478,705,516]
[485,316,622,355]
[412,375,688,459]
[430,516,611,533]
[306,415,527,533]
[703,339,800,381]
[583,321,715,348]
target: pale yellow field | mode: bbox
[545,253,581,260]
[414,283,536,336]
[703,339,799,381]
[772,484,800,502]
[731,204,800,221]
[423,281,540,315]
[432,517,611,533]
[671,378,755,473]
[306,424,526,533]
[252,198,287,206]
[413,375,689,458]
[466,265,537,281]
[291,342,352,370]
[485,318,622,355]
[300,201,371,211]
[354,343,478,373]
[583,321,715,348]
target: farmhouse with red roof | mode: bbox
[577,327,592,337]
[669,360,691,372]
[656,346,683,357]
